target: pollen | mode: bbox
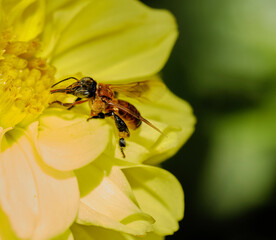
[0,30,56,129]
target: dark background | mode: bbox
[141,1,276,239]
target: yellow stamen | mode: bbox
[0,30,56,129]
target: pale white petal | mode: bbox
[37,108,111,171]
[0,123,79,239]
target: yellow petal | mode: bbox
[71,224,164,240]
[107,79,195,164]
[1,0,45,41]
[0,0,3,31]
[45,0,87,15]
[51,229,74,240]
[75,163,154,236]
[44,0,177,81]
[0,206,18,240]
[0,127,12,150]
[0,123,79,239]
[123,165,184,235]
[37,108,111,171]
[41,0,90,57]
[72,224,127,240]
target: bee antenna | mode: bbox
[51,77,79,88]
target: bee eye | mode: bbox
[81,77,94,83]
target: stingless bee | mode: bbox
[50,76,164,158]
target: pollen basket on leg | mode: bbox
[0,32,56,129]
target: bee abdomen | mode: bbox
[117,99,141,130]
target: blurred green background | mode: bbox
[142,0,276,239]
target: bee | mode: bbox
[50,76,164,158]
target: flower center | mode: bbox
[0,30,56,129]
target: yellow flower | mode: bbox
[0,0,195,239]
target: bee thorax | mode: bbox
[90,98,106,113]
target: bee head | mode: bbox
[75,77,97,98]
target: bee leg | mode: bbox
[49,100,65,106]
[50,99,88,109]
[86,111,113,121]
[111,112,130,158]
[86,111,129,158]
[119,138,126,158]
[87,112,105,121]
[67,97,82,110]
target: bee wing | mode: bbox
[107,100,165,136]
[108,78,165,102]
